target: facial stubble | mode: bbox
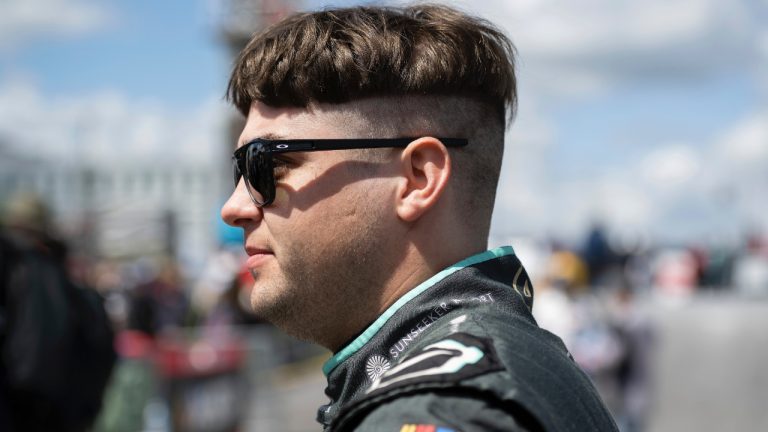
[249,198,391,347]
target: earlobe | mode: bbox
[395,137,452,222]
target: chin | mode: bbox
[250,285,295,323]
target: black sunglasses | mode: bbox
[232,137,468,207]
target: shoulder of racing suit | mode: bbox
[332,308,618,432]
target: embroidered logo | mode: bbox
[366,333,504,396]
[365,355,391,381]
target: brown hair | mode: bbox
[227,4,517,124]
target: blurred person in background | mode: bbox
[535,241,656,431]
[532,245,591,350]
[608,284,655,432]
[126,256,192,337]
[534,245,625,412]
[221,4,617,431]
[0,192,116,432]
[733,232,768,296]
[582,223,623,288]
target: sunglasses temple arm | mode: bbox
[301,138,467,151]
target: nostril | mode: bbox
[221,190,263,227]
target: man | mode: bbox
[222,4,618,431]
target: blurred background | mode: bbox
[0,0,766,431]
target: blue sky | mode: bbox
[1,0,766,246]
[2,0,227,107]
[551,73,759,172]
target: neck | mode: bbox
[317,209,487,352]
[325,240,485,352]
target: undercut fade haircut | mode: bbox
[227,4,517,125]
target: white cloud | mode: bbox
[0,78,228,167]
[712,111,768,233]
[434,0,764,97]
[503,1,743,57]
[0,0,113,51]
[492,113,767,242]
[716,111,768,166]
[593,177,654,230]
[641,144,702,189]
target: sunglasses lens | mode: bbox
[232,157,241,188]
[245,144,274,206]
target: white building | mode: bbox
[0,140,225,267]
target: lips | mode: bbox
[244,245,274,268]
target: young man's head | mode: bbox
[222,4,517,349]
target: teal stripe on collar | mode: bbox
[322,246,515,376]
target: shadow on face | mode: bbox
[266,155,398,219]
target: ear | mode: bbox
[395,137,452,222]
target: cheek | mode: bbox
[273,187,290,205]
[285,197,359,247]
[268,169,390,249]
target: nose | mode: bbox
[221,180,263,227]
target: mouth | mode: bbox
[244,245,274,268]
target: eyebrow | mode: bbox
[238,132,287,147]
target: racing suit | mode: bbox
[317,246,618,431]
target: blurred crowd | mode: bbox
[527,223,768,432]
[0,193,290,432]
[2,192,767,431]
